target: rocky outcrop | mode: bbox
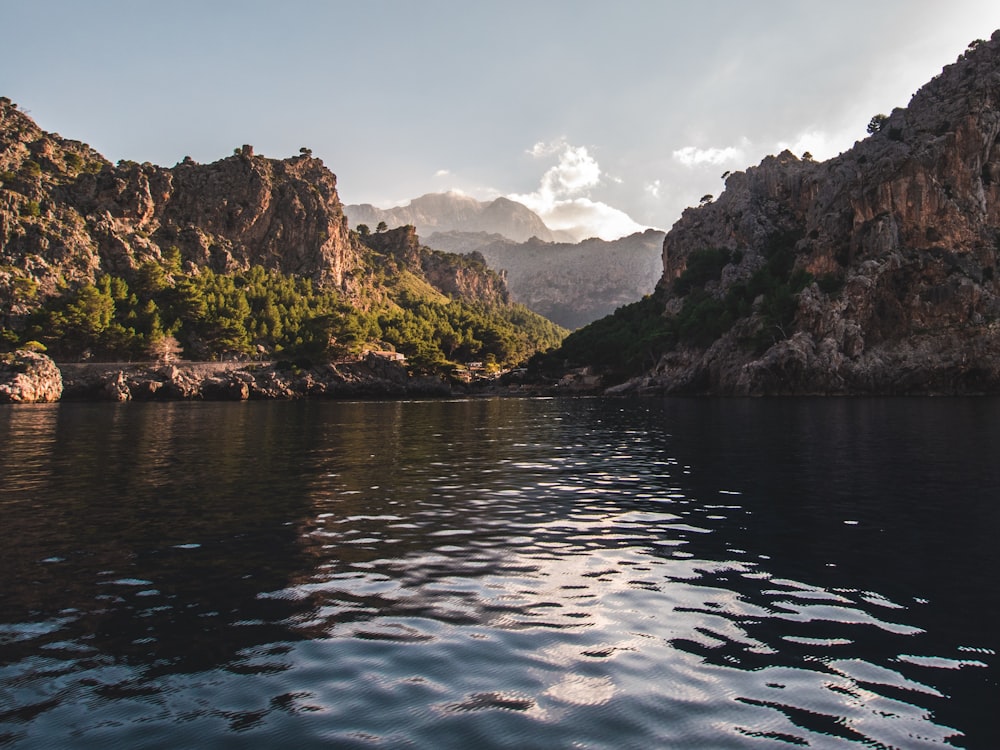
[634,32,1000,395]
[58,354,451,401]
[0,350,63,402]
[345,192,571,243]
[1,102,543,369]
[0,100,360,299]
[358,225,510,305]
[433,229,665,329]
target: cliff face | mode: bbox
[0,101,359,301]
[644,32,1000,395]
[359,226,510,305]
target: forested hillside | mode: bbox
[0,99,565,372]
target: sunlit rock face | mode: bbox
[0,350,62,402]
[645,31,1000,395]
[0,102,360,297]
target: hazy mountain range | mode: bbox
[345,192,576,244]
[424,230,665,330]
[345,192,665,328]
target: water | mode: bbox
[0,397,997,748]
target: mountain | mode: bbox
[424,229,665,329]
[555,31,1000,395]
[0,99,565,368]
[0,104,358,298]
[345,191,574,243]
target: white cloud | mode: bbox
[542,198,648,242]
[510,139,646,241]
[527,140,563,158]
[433,168,452,178]
[776,129,855,161]
[645,179,662,199]
[672,143,747,168]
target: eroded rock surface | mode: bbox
[638,32,1000,395]
[0,350,62,402]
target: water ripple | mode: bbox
[0,398,997,747]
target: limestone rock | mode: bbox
[0,350,63,402]
[0,98,359,298]
[57,357,452,401]
[359,226,509,305]
[642,31,1000,395]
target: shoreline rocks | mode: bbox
[0,350,64,403]
[54,353,452,402]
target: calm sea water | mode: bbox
[0,397,997,748]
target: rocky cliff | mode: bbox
[57,354,449,402]
[0,350,62,402]
[426,229,665,329]
[345,192,572,243]
[358,225,510,306]
[624,32,1000,395]
[0,100,359,303]
[1,101,568,373]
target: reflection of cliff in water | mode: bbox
[278,397,998,747]
[608,397,1000,747]
[0,402,323,677]
[2,397,997,747]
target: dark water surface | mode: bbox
[0,397,997,748]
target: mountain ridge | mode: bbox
[345,191,575,243]
[0,99,565,371]
[424,229,665,329]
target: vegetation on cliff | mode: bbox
[0,100,566,374]
[549,232,820,380]
[4,231,564,372]
[543,32,1000,395]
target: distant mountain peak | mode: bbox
[345,192,559,243]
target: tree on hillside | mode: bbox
[148,333,183,362]
[867,114,888,135]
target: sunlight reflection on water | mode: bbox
[0,397,998,748]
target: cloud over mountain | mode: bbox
[508,139,647,241]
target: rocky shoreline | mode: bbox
[1,351,459,403]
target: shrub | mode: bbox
[673,248,736,295]
[867,114,888,135]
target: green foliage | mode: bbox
[65,153,84,173]
[555,292,673,376]
[545,230,814,379]
[17,252,565,370]
[22,200,41,217]
[673,247,736,295]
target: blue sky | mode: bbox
[3,1,1000,240]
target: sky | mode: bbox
[3,1,1000,241]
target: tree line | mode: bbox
[4,250,565,372]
